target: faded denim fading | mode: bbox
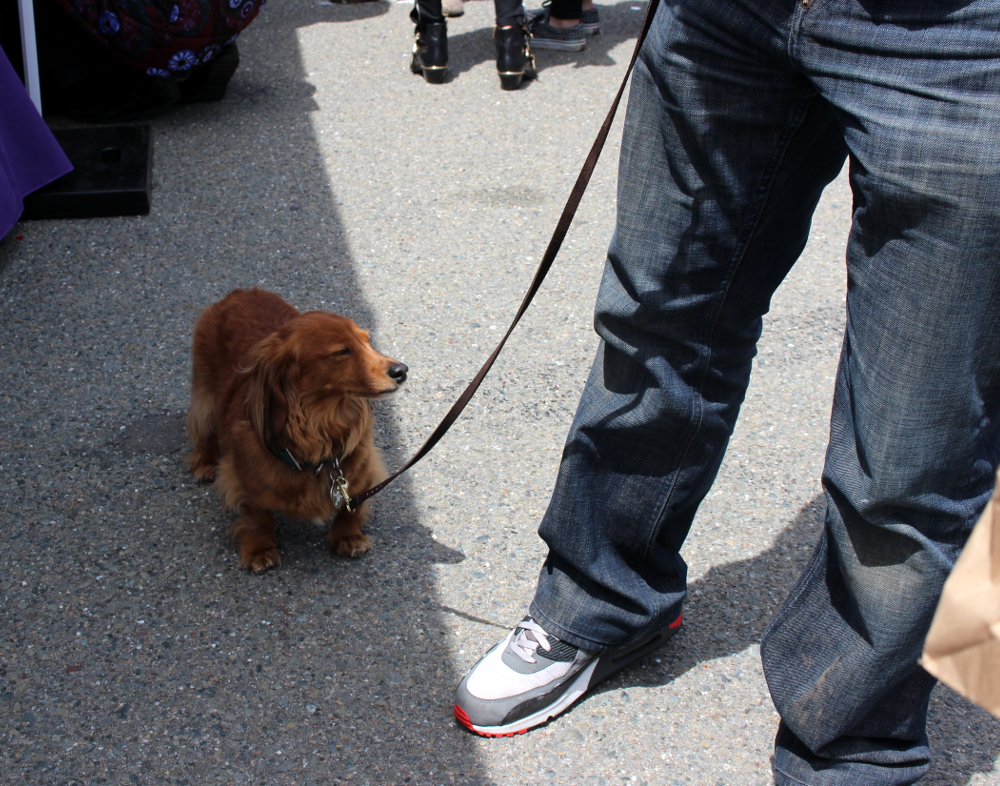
[526,0,1000,783]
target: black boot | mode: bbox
[494,23,536,91]
[410,18,448,84]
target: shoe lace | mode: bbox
[509,619,554,663]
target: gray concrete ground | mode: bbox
[2,1,999,784]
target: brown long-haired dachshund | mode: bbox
[186,288,407,572]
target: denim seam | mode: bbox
[773,761,812,786]
[786,0,810,69]
[638,86,822,577]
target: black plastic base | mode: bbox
[21,126,153,220]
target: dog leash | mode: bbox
[347,0,662,512]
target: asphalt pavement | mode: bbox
[1,1,998,784]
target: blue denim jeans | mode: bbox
[527,0,1000,783]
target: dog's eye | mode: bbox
[328,348,351,358]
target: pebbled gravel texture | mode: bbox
[1,1,998,785]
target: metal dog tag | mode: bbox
[330,475,350,509]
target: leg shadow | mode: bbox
[599,494,1000,785]
[444,0,652,79]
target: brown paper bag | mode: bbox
[920,471,1000,718]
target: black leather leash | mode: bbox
[347,0,662,512]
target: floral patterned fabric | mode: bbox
[52,0,265,76]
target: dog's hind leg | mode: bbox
[231,506,281,572]
[186,391,219,482]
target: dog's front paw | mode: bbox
[330,533,371,558]
[187,450,218,482]
[191,463,218,483]
[240,546,281,573]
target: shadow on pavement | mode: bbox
[445,0,648,80]
[595,494,1000,786]
[0,2,495,785]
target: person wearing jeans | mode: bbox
[454,0,1000,783]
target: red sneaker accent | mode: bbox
[454,705,531,738]
[454,704,474,731]
[669,613,683,629]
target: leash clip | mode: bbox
[327,457,355,512]
[332,475,354,512]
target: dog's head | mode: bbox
[244,312,407,454]
[279,311,408,400]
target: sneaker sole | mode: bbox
[528,39,587,52]
[454,614,682,737]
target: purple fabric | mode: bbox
[0,47,73,237]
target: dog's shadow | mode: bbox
[274,507,465,568]
[445,0,650,81]
[110,409,464,564]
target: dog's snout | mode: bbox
[387,363,408,384]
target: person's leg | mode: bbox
[455,0,847,737]
[493,0,535,89]
[528,0,847,651]
[547,0,583,23]
[413,0,444,22]
[762,1,1000,784]
[494,0,525,29]
[410,0,447,83]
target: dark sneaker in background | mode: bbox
[580,7,600,35]
[525,11,587,51]
[454,614,682,737]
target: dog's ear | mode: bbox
[244,334,301,453]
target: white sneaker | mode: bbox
[454,614,682,737]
